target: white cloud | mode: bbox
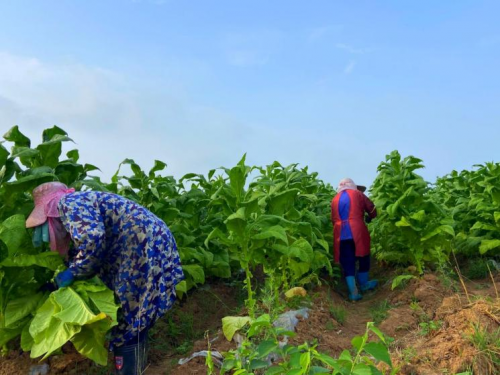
[0,52,248,179]
[344,61,356,74]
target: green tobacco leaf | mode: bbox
[252,225,288,244]
[87,290,119,325]
[268,189,300,215]
[316,239,329,252]
[257,340,278,357]
[479,239,500,254]
[228,154,248,201]
[149,160,167,177]
[250,360,269,370]
[265,366,285,375]
[4,293,44,327]
[352,364,373,375]
[5,173,56,195]
[364,342,392,366]
[30,296,61,341]
[289,238,314,263]
[222,316,251,341]
[315,353,337,367]
[4,126,30,147]
[0,240,8,263]
[494,212,500,226]
[2,252,64,270]
[391,275,416,290]
[182,264,205,285]
[395,216,411,227]
[37,139,63,168]
[71,322,109,366]
[31,319,81,359]
[52,288,105,325]
[0,143,9,167]
[66,149,80,162]
[42,126,68,142]
[0,325,25,347]
[21,319,34,351]
[30,279,118,363]
[225,208,247,237]
[11,146,40,167]
[351,335,363,351]
[0,214,32,255]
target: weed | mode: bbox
[418,320,443,336]
[325,320,336,331]
[465,323,500,369]
[329,304,347,325]
[465,258,491,280]
[369,299,391,325]
[402,347,417,363]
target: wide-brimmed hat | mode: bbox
[26,182,74,228]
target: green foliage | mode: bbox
[29,278,119,365]
[219,316,396,375]
[465,323,500,371]
[370,151,454,273]
[464,258,491,280]
[391,274,416,290]
[418,320,442,336]
[434,162,500,257]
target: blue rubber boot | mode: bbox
[357,272,378,292]
[345,276,362,301]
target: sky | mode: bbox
[1,0,499,187]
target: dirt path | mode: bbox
[153,272,499,375]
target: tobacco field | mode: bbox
[0,126,499,375]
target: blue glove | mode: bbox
[55,269,74,288]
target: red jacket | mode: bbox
[331,189,377,263]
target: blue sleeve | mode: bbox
[60,196,106,279]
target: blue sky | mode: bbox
[1,0,499,187]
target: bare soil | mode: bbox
[1,273,498,375]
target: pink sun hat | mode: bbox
[26,182,75,228]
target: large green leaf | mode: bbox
[222,316,251,341]
[268,189,300,215]
[252,225,288,244]
[4,293,44,328]
[71,321,110,366]
[0,214,32,255]
[52,287,105,325]
[3,126,30,147]
[2,252,64,270]
[182,264,205,285]
[225,208,247,238]
[42,126,68,143]
[29,296,60,341]
[479,239,500,254]
[31,318,81,359]
[363,342,392,366]
[87,290,119,325]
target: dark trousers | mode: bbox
[339,239,370,277]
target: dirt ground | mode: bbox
[1,272,498,375]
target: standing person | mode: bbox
[331,178,377,301]
[26,182,184,375]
